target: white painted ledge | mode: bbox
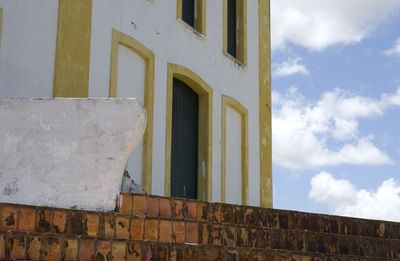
[0,98,146,211]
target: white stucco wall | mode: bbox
[0,1,263,206]
[89,0,261,206]
[0,1,58,98]
[0,99,146,211]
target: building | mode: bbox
[0,0,272,207]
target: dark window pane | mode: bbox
[171,79,199,199]
[227,0,237,57]
[182,0,195,27]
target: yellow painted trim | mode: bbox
[0,8,3,47]
[221,96,249,205]
[109,29,155,194]
[176,0,206,35]
[165,63,213,201]
[258,0,273,208]
[222,0,247,65]
[53,0,92,97]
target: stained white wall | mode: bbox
[116,44,146,184]
[0,0,263,206]
[0,0,58,98]
[89,0,261,206]
[226,107,242,205]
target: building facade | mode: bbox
[0,0,272,207]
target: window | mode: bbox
[177,0,206,35]
[223,0,247,64]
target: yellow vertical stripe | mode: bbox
[53,0,92,97]
[259,0,273,208]
[0,8,3,47]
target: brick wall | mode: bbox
[0,193,399,260]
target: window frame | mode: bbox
[176,0,207,36]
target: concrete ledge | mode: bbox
[0,98,146,211]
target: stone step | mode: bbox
[117,193,400,240]
[0,230,398,261]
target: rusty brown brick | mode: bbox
[146,197,160,217]
[52,211,67,233]
[171,199,184,219]
[42,237,61,261]
[184,200,197,220]
[133,195,146,216]
[112,242,127,261]
[0,205,18,230]
[142,243,154,261]
[36,209,52,233]
[0,234,6,259]
[95,241,111,261]
[196,202,208,222]
[85,213,99,236]
[237,226,249,247]
[18,207,36,232]
[212,224,223,246]
[8,236,25,260]
[186,222,198,243]
[130,217,144,240]
[79,239,95,261]
[127,242,141,261]
[172,221,185,243]
[199,222,211,245]
[155,245,169,261]
[223,225,236,247]
[221,204,234,223]
[144,218,159,241]
[234,206,246,225]
[159,198,172,218]
[63,239,78,261]
[209,203,221,222]
[103,215,115,238]
[183,246,198,261]
[69,211,84,235]
[159,220,172,243]
[115,216,130,239]
[118,193,133,214]
[26,237,41,261]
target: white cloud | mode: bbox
[384,38,400,56]
[272,88,400,169]
[271,0,400,51]
[272,58,309,78]
[309,172,400,222]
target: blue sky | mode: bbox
[270,0,400,221]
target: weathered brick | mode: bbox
[221,204,234,223]
[172,221,185,243]
[118,193,133,214]
[130,217,144,240]
[209,203,221,222]
[212,224,223,246]
[18,207,36,232]
[0,234,6,259]
[95,241,112,261]
[171,199,184,219]
[69,211,84,235]
[144,218,159,241]
[156,245,169,261]
[112,241,126,261]
[159,220,172,243]
[223,225,236,247]
[115,216,130,239]
[103,215,115,238]
[79,239,95,261]
[26,237,41,261]
[52,210,67,233]
[85,213,99,236]
[36,209,52,233]
[199,222,211,245]
[63,239,78,261]
[237,226,249,247]
[186,222,198,243]
[127,242,141,261]
[8,236,26,260]
[133,195,146,216]
[159,198,172,218]
[146,197,160,217]
[184,200,197,220]
[197,202,208,222]
[0,205,18,230]
[42,237,61,261]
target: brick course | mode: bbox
[0,193,399,260]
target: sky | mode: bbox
[270,0,400,222]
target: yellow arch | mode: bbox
[109,29,155,194]
[165,63,213,201]
[221,95,249,205]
